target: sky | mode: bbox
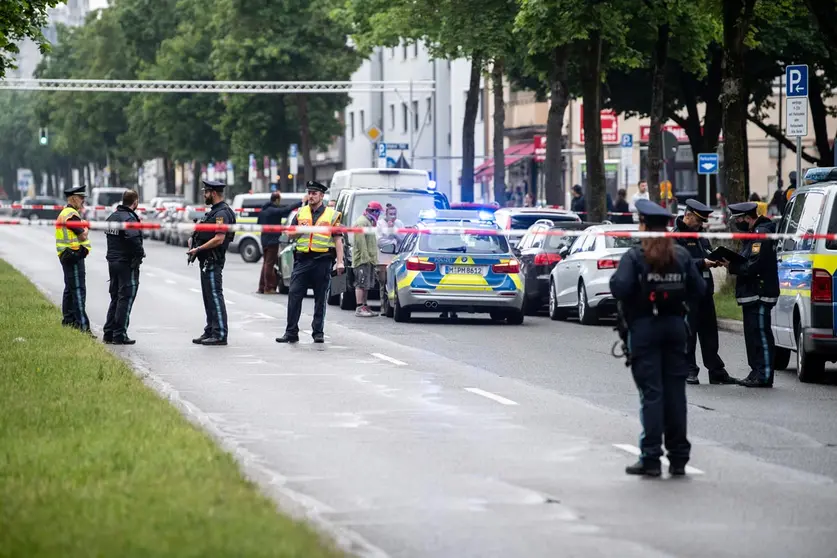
[89,0,108,9]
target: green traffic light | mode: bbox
[39,137,47,145]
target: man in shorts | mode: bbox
[352,201,383,317]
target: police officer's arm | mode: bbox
[188,212,231,253]
[684,252,707,301]
[66,214,89,241]
[609,250,639,301]
[727,240,766,277]
[126,222,144,258]
[334,212,345,270]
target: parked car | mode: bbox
[12,196,64,221]
[514,220,598,314]
[547,223,640,324]
[493,207,582,249]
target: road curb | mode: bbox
[718,318,744,334]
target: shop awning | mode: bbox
[474,142,536,182]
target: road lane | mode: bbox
[3,226,837,557]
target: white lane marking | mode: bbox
[255,312,276,320]
[165,279,177,285]
[145,272,157,277]
[190,288,201,293]
[464,387,518,406]
[371,352,407,366]
[227,300,237,305]
[612,444,704,475]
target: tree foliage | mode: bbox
[0,0,63,78]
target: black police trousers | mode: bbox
[103,261,140,341]
[629,315,691,466]
[284,255,332,337]
[686,290,726,377]
[200,260,228,340]
[742,301,775,384]
[61,255,90,331]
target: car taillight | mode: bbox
[492,259,521,273]
[597,259,619,270]
[812,268,832,302]
[534,253,562,266]
[406,257,436,272]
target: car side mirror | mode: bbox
[558,246,570,258]
[380,244,397,255]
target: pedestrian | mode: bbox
[612,189,632,224]
[187,180,237,346]
[610,199,705,477]
[630,180,650,210]
[103,189,145,345]
[768,181,787,216]
[672,199,737,385]
[352,201,382,317]
[377,203,404,292]
[276,181,345,343]
[570,185,586,215]
[718,202,780,388]
[56,185,93,336]
[257,191,298,294]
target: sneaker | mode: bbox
[355,306,375,317]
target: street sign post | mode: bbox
[289,144,298,190]
[385,143,409,150]
[377,143,387,169]
[620,134,633,190]
[697,153,719,207]
[786,64,808,193]
[365,125,383,142]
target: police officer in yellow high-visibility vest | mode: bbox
[56,185,93,335]
[276,181,345,344]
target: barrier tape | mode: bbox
[0,204,261,213]
[0,217,823,241]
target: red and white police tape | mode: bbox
[0,217,820,241]
[0,203,266,213]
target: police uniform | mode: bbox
[610,200,706,476]
[672,199,736,385]
[56,185,92,334]
[276,181,342,344]
[191,180,236,346]
[726,202,780,388]
[103,202,145,344]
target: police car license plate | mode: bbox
[445,265,486,275]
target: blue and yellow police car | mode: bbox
[379,210,526,324]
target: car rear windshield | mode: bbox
[507,214,578,229]
[97,192,123,207]
[419,231,510,254]
[350,192,437,226]
[605,235,639,249]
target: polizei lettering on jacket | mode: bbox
[646,272,683,283]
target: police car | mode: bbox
[380,209,525,324]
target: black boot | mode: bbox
[625,460,661,477]
[686,373,700,385]
[192,335,208,344]
[312,333,325,343]
[709,370,739,385]
[275,334,300,343]
[112,337,136,345]
[669,463,687,476]
[201,337,228,346]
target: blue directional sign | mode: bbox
[697,153,719,175]
[620,134,633,148]
[378,143,387,158]
[385,143,409,150]
[289,143,298,157]
[786,65,808,97]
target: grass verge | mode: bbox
[714,278,743,322]
[0,259,342,558]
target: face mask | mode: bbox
[734,219,750,232]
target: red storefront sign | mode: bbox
[534,135,547,163]
[579,105,619,144]
[639,124,725,143]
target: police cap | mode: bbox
[201,179,226,191]
[635,199,673,228]
[685,198,712,221]
[306,180,328,193]
[63,185,87,197]
[728,201,758,217]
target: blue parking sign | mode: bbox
[620,134,633,148]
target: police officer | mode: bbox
[187,180,236,346]
[103,189,145,345]
[56,185,93,336]
[673,199,737,385]
[719,202,780,388]
[610,199,705,477]
[276,181,345,344]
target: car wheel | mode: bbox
[393,292,410,323]
[774,347,791,371]
[327,293,341,306]
[276,266,290,294]
[577,282,598,325]
[506,309,525,325]
[549,281,567,321]
[381,284,395,318]
[522,296,539,316]
[340,289,356,310]
[240,239,261,263]
[796,326,825,383]
[28,213,39,221]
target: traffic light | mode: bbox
[39,127,48,146]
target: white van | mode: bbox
[86,187,126,220]
[329,168,430,201]
[229,192,317,263]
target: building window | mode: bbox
[402,103,408,132]
[413,41,418,57]
[390,47,395,58]
[402,41,407,60]
[389,104,395,130]
[426,97,432,123]
[360,110,365,134]
[478,88,484,122]
[413,100,419,130]
[349,112,355,139]
[769,139,782,159]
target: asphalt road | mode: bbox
[3,226,837,558]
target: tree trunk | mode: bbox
[279,152,289,192]
[191,159,200,204]
[491,59,506,205]
[647,23,670,203]
[581,31,607,223]
[461,54,482,203]
[808,73,833,165]
[545,45,570,207]
[721,0,756,204]
[297,94,314,183]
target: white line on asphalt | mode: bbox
[612,444,704,475]
[254,312,276,320]
[189,288,201,293]
[464,387,518,406]
[145,272,157,277]
[227,300,236,305]
[371,352,407,366]
[165,279,177,285]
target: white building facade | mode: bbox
[10,0,91,79]
[342,43,488,203]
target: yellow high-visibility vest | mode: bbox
[294,205,339,253]
[55,206,92,256]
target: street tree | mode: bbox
[0,0,63,78]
